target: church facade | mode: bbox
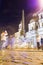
[26,12,43,48]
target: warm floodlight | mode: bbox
[39,0,43,8]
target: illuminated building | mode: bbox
[26,11,43,48]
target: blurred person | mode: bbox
[36,35,40,50]
[41,35,43,50]
[8,35,16,49]
[1,30,8,49]
[1,30,8,41]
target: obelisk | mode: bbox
[22,10,25,36]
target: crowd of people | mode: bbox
[0,30,43,50]
[0,30,28,49]
[1,30,16,49]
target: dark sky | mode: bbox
[0,0,39,34]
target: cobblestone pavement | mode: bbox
[0,49,43,65]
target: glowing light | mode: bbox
[39,0,43,8]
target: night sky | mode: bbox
[0,0,40,34]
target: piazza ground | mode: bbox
[0,48,43,65]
